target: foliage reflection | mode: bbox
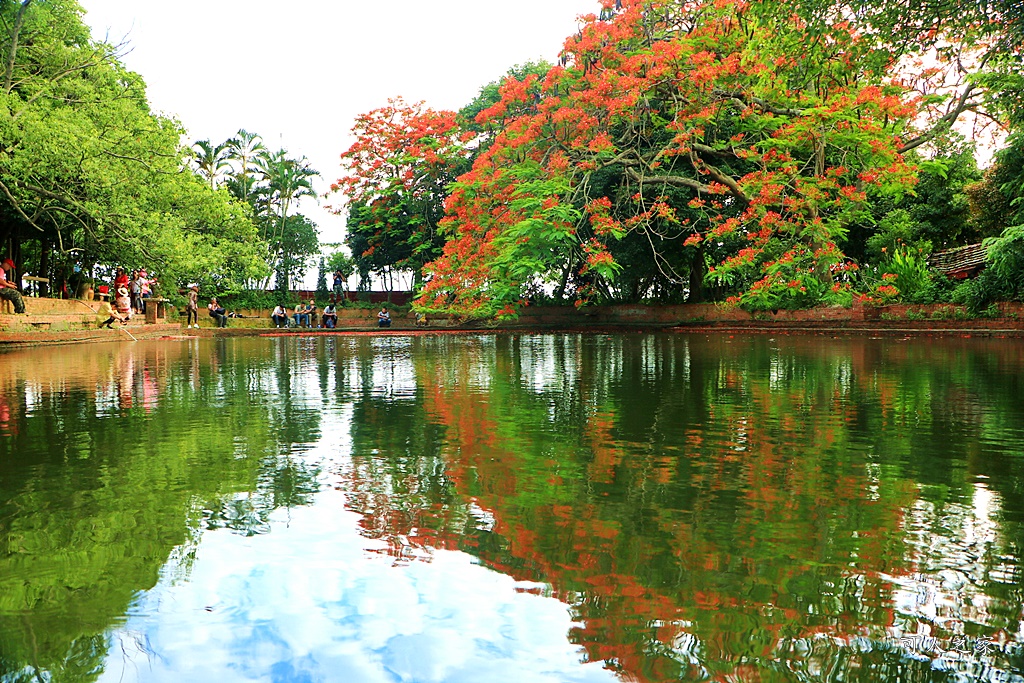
[340,334,1024,682]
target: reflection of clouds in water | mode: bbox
[101,490,615,683]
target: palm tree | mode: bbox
[190,140,232,190]
[257,150,319,289]
[224,129,266,204]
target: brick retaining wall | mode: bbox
[5,299,1024,346]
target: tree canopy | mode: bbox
[0,0,267,294]
[334,0,1024,317]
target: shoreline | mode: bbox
[3,299,1024,347]
[3,320,1024,349]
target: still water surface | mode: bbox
[0,334,1022,682]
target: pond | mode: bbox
[0,333,1022,683]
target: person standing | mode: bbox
[332,270,344,303]
[0,258,26,314]
[130,270,143,314]
[139,269,152,311]
[185,285,199,328]
[208,297,227,327]
[114,267,129,291]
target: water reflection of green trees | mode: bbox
[340,334,1024,682]
[1,335,1021,682]
[0,340,322,682]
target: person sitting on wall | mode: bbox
[415,312,428,327]
[305,300,318,328]
[208,297,228,328]
[321,303,338,329]
[377,307,391,328]
[293,302,308,328]
[0,258,26,314]
[271,304,288,328]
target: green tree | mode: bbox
[223,129,266,203]
[326,248,354,300]
[271,213,319,293]
[0,0,266,294]
[956,132,1024,309]
[253,151,319,290]
[189,139,232,190]
[314,256,329,299]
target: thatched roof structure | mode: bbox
[927,243,988,279]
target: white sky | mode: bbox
[81,0,599,250]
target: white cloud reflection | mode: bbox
[100,489,617,683]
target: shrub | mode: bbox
[952,225,1024,312]
[882,246,933,302]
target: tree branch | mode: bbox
[898,84,981,154]
[3,0,32,95]
[624,166,713,193]
[0,178,44,231]
[714,88,806,116]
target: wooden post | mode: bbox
[38,237,49,298]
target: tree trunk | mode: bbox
[38,237,49,297]
[12,233,22,292]
[3,1,32,95]
[687,247,706,303]
[554,256,574,300]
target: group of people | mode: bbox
[113,268,154,313]
[99,267,152,327]
[267,301,396,329]
[182,286,229,328]
[100,267,157,327]
[271,301,340,329]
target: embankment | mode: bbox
[3,299,1024,348]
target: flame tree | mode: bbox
[416,0,925,317]
[335,0,1018,317]
[331,98,473,289]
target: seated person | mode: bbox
[415,311,428,327]
[271,304,288,328]
[292,302,308,328]
[377,307,391,328]
[115,285,132,321]
[304,300,318,328]
[321,303,338,329]
[0,258,26,314]
[208,298,227,328]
